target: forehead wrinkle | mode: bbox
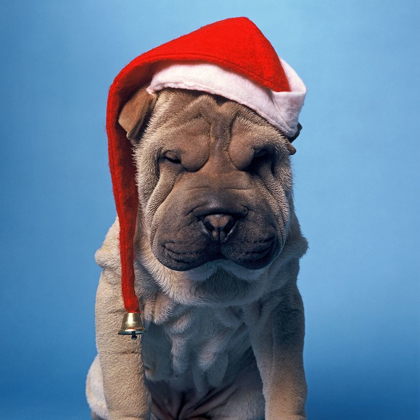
[146,99,212,145]
[163,93,239,150]
[146,92,209,133]
[204,102,239,151]
[232,110,290,155]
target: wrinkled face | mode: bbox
[128,89,295,272]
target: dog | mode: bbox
[86,86,308,420]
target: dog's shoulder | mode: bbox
[94,218,121,277]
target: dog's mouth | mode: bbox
[160,236,276,271]
[183,259,269,282]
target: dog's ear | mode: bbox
[118,87,158,144]
[285,142,296,155]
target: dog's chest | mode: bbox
[141,294,251,392]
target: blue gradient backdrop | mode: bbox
[1,1,419,419]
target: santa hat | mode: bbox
[106,17,307,337]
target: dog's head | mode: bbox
[118,87,304,280]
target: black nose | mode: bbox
[202,214,236,242]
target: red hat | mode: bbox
[106,17,306,336]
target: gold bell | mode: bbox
[118,312,146,340]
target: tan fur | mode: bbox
[87,88,308,420]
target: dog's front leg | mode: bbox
[248,281,307,420]
[96,269,151,420]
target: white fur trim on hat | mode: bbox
[147,60,306,138]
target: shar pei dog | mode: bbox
[86,17,308,420]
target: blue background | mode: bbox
[1,1,419,419]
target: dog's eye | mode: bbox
[253,149,268,158]
[251,148,270,165]
[248,148,274,173]
[163,152,182,165]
